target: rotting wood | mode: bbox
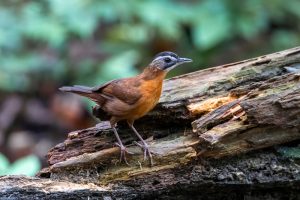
[49,134,198,184]
[192,73,300,158]
[44,46,300,185]
[22,150,300,200]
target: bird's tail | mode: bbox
[59,85,106,105]
[59,85,93,95]
[60,85,101,100]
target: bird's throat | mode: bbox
[141,66,167,81]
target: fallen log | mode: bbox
[2,150,300,199]
[45,47,300,178]
[4,47,300,199]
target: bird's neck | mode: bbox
[140,66,167,81]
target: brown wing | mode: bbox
[92,77,142,105]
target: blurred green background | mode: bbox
[0,0,300,176]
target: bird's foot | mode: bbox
[134,141,154,166]
[115,142,133,165]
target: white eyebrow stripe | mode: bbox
[153,55,175,62]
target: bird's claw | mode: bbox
[115,142,133,165]
[134,141,154,166]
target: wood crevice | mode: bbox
[42,46,300,186]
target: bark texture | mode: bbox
[46,47,300,173]
[1,150,300,200]
[2,47,300,199]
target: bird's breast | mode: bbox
[129,78,163,120]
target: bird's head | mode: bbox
[149,51,192,72]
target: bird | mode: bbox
[59,51,192,165]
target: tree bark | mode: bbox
[1,150,300,199]
[46,47,300,169]
[2,47,300,199]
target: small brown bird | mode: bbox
[59,51,192,165]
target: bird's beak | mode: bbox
[178,57,193,63]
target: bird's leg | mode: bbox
[128,122,153,166]
[111,125,132,165]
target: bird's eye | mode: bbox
[164,58,171,63]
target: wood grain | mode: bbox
[45,47,300,185]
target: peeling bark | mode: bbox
[47,47,300,172]
[2,150,300,200]
[3,47,300,199]
[193,73,300,158]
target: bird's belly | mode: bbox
[104,97,159,120]
[103,96,159,120]
[103,77,163,121]
[129,95,159,119]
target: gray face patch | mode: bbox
[150,52,192,71]
[151,54,179,71]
